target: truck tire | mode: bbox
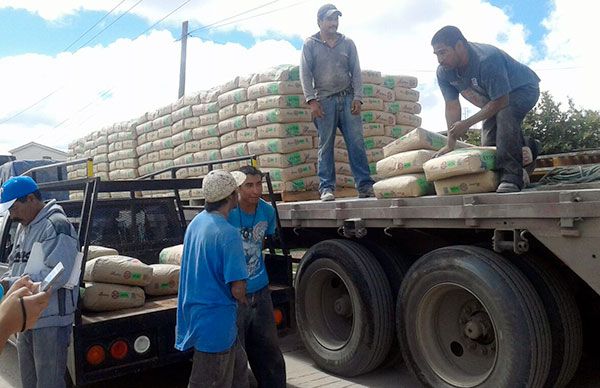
[295,239,394,376]
[397,245,551,388]
[510,254,582,387]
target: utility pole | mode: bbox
[178,21,188,99]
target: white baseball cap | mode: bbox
[202,170,246,203]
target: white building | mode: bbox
[9,142,68,161]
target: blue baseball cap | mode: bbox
[0,176,39,214]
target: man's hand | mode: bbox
[6,276,35,297]
[351,100,362,115]
[1,287,51,334]
[309,100,324,119]
[230,280,248,306]
[434,136,458,158]
[448,120,470,139]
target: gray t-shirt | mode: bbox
[437,42,540,102]
[299,32,363,102]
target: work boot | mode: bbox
[320,189,335,201]
[358,186,375,198]
[496,182,520,193]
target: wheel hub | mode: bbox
[334,295,353,317]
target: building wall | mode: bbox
[11,146,67,161]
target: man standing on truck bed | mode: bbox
[432,25,540,193]
[228,166,286,388]
[176,169,250,388]
[0,176,79,388]
[300,3,375,201]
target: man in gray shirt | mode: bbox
[300,3,374,201]
[432,26,540,193]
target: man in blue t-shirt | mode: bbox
[228,166,286,388]
[176,169,249,388]
[432,25,540,193]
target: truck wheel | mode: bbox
[295,239,394,376]
[397,245,551,388]
[510,254,582,387]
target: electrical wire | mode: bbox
[63,0,128,51]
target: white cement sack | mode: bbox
[362,98,384,111]
[258,65,300,82]
[377,150,437,178]
[137,142,153,156]
[200,137,221,150]
[109,169,139,180]
[146,130,159,143]
[218,115,247,134]
[147,151,160,163]
[218,88,248,107]
[257,122,316,138]
[382,75,418,89]
[137,133,148,145]
[282,176,319,192]
[247,108,312,127]
[364,136,395,150]
[385,125,416,139]
[157,126,172,139]
[94,163,109,173]
[219,77,239,94]
[192,124,220,140]
[172,129,193,146]
[263,163,316,182]
[82,283,145,312]
[363,123,385,137]
[159,245,184,265]
[384,101,422,115]
[138,163,154,176]
[220,131,237,147]
[236,128,257,143]
[172,106,193,122]
[199,113,219,126]
[109,159,138,170]
[174,154,194,167]
[152,115,173,130]
[374,174,433,198]
[84,255,153,286]
[152,138,174,152]
[361,111,396,126]
[144,264,180,296]
[423,147,496,181]
[383,127,472,157]
[236,101,257,115]
[362,84,395,102]
[257,149,318,168]
[192,102,220,116]
[362,70,383,85]
[395,112,422,127]
[434,171,500,195]
[336,175,355,188]
[194,150,222,163]
[256,95,308,110]
[87,246,119,261]
[221,143,249,159]
[218,104,237,121]
[247,81,304,100]
[248,136,312,155]
[394,87,420,102]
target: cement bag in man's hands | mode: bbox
[144,264,180,296]
[84,256,153,286]
[423,147,496,181]
[82,283,145,312]
[159,245,183,265]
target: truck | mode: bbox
[0,157,294,387]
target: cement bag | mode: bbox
[218,88,248,107]
[361,111,396,126]
[221,143,249,159]
[363,123,385,137]
[258,64,300,82]
[257,95,308,110]
[87,246,119,261]
[194,149,222,163]
[434,171,499,195]
[362,84,394,102]
[192,102,220,116]
[144,264,180,296]
[362,70,383,85]
[218,104,237,121]
[395,112,422,127]
[362,98,384,111]
[84,256,153,286]
[219,77,239,94]
[257,149,318,168]
[383,127,471,157]
[192,124,220,140]
[220,131,237,148]
[108,169,138,180]
[236,101,257,115]
[423,147,496,181]
[385,125,415,139]
[373,174,434,198]
[384,101,422,115]
[382,75,418,89]
[248,136,312,154]
[199,113,219,126]
[200,137,221,150]
[82,283,145,312]
[283,176,319,192]
[337,175,355,188]
[159,245,184,265]
[263,163,316,182]
[377,150,437,178]
[172,129,193,147]
[394,87,420,102]
[218,115,247,135]
[257,122,316,138]
[247,81,304,100]
[364,136,395,150]
[171,106,193,123]
[246,108,311,127]
[236,128,257,143]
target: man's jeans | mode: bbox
[314,94,375,193]
[188,339,248,388]
[237,286,286,388]
[17,325,72,388]
[482,85,540,188]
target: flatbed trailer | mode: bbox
[275,184,600,387]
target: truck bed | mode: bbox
[81,295,178,325]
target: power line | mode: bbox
[0,87,63,125]
[135,0,193,39]
[63,0,128,51]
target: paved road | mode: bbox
[1,333,598,387]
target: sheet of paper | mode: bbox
[64,252,84,290]
[23,242,45,274]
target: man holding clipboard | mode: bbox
[0,176,80,388]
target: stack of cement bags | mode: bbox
[422,146,533,195]
[373,127,471,198]
[107,121,138,198]
[67,139,87,200]
[247,66,319,193]
[82,248,180,312]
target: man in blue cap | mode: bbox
[0,176,79,388]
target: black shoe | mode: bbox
[358,187,375,198]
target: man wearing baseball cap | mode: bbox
[300,3,375,201]
[176,169,250,388]
[0,176,79,388]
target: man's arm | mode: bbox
[347,39,363,115]
[299,42,324,118]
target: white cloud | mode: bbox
[0,0,597,153]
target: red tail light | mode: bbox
[110,340,129,360]
[86,345,105,366]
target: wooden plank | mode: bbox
[81,295,178,325]
[281,188,358,202]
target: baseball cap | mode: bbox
[317,4,342,20]
[202,170,246,203]
[0,176,39,213]
[230,171,248,187]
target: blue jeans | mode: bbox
[188,338,248,388]
[314,94,375,193]
[237,287,286,388]
[17,325,72,388]
[482,85,540,188]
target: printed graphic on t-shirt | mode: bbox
[241,220,268,279]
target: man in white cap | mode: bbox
[175,169,250,388]
[300,3,375,201]
[0,175,79,388]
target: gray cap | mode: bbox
[317,4,342,20]
[202,170,246,203]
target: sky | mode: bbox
[0,0,598,153]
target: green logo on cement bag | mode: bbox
[363,84,374,96]
[288,152,302,165]
[286,124,300,136]
[267,83,280,95]
[287,95,301,108]
[291,179,306,190]
[362,111,374,123]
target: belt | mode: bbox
[331,88,353,97]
